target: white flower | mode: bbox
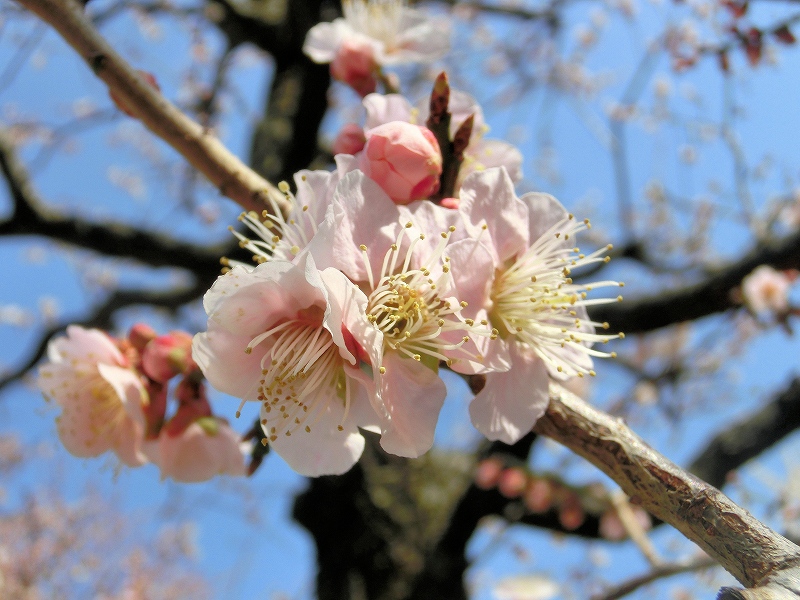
[303,0,450,67]
[742,265,795,316]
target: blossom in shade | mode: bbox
[192,254,382,476]
[741,265,795,316]
[140,330,195,383]
[303,0,450,69]
[358,121,442,204]
[147,417,247,483]
[37,325,149,466]
[456,168,623,444]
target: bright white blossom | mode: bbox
[38,325,149,467]
[303,0,450,67]
[192,254,381,476]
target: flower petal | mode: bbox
[469,343,550,444]
[378,352,446,458]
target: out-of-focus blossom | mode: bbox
[598,505,653,541]
[38,326,149,467]
[333,123,367,155]
[192,254,381,476]
[742,265,795,316]
[493,574,560,600]
[147,417,246,483]
[358,121,442,204]
[330,39,379,96]
[456,168,622,444]
[141,331,195,383]
[303,0,450,70]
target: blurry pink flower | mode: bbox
[333,123,367,155]
[38,325,149,466]
[330,39,378,96]
[303,0,450,68]
[498,467,528,498]
[358,121,442,204]
[141,331,194,383]
[192,254,382,476]
[474,457,504,490]
[148,417,246,483]
[742,265,795,315]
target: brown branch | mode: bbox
[590,228,800,333]
[534,383,800,595]
[688,377,800,489]
[0,127,229,274]
[591,555,718,600]
[13,0,285,215]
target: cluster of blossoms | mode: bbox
[38,324,246,482]
[189,73,623,477]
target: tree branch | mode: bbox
[591,228,800,333]
[688,377,800,489]
[0,127,231,273]
[13,0,285,215]
[590,555,718,600]
[534,383,800,595]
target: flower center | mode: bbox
[244,315,350,442]
[362,222,495,368]
[491,214,624,377]
[224,178,321,270]
[342,0,404,48]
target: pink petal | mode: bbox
[469,343,550,444]
[378,352,446,458]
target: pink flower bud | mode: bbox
[141,331,194,383]
[333,123,367,155]
[474,457,504,490]
[498,467,528,498]
[558,492,586,531]
[128,322,156,351]
[330,39,379,97]
[359,121,442,204]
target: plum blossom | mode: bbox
[38,325,149,467]
[305,170,498,457]
[741,265,795,316]
[456,168,622,444]
[227,169,340,269]
[147,417,247,483]
[358,121,442,204]
[330,38,380,96]
[303,0,450,71]
[192,253,381,476]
